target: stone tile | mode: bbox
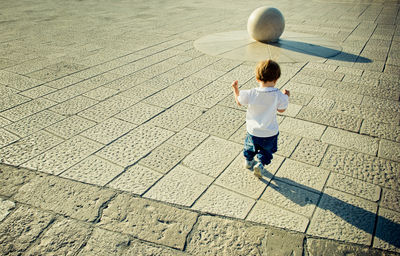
[187,215,267,256]
[1,98,56,122]
[0,70,43,90]
[60,155,124,186]
[284,82,327,96]
[192,185,255,219]
[82,86,119,101]
[19,85,56,99]
[291,73,325,87]
[22,136,103,175]
[46,61,88,73]
[260,179,320,218]
[49,96,98,116]
[102,74,146,92]
[144,165,213,207]
[27,68,71,82]
[14,175,115,222]
[306,238,386,256]
[25,218,91,255]
[0,130,63,166]
[0,93,30,113]
[0,199,15,222]
[115,102,164,125]
[307,188,377,245]
[80,117,136,144]
[291,138,328,166]
[182,80,230,108]
[107,164,162,195]
[299,68,344,82]
[183,136,242,177]
[321,127,379,156]
[379,139,400,162]
[0,116,11,128]
[4,110,64,137]
[275,159,330,192]
[0,128,19,148]
[45,76,82,90]
[188,105,245,139]
[45,115,96,139]
[149,102,205,132]
[279,117,327,140]
[0,206,54,256]
[278,103,302,117]
[327,172,381,202]
[217,64,254,83]
[165,128,208,151]
[287,92,313,106]
[96,193,198,250]
[307,97,335,111]
[362,96,400,113]
[373,207,400,253]
[96,124,174,167]
[360,120,400,142]
[381,189,400,213]
[261,228,304,256]
[0,165,37,197]
[276,131,302,158]
[246,200,309,232]
[139,144,189,174]
[44,83,89,103]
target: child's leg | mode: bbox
[243,133,256,161]
[256,133,278,166]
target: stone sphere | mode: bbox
[247,7,285,43]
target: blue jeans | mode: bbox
[243,132,278,166]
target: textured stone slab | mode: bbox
[247,200,309,232]
[96,193,198,250]
[362,96,400,112]
[307,97,335,111]
[107,164,162,195]
[379,139,400,162]
[0,70,43,90]
[115,102,164,125]
[306,238,386,256]
[284,82,327,96]
[25,218,91,255]
[299,68,344,82]
[0,206,54,256]
[23,136,102,175]
[45,115,96,139]
[83,86,118,101]
[139,144,189,174]
[280,117,326,140]
[19,85,56,99]
[149,102,205,132]
[79,228,185,256]
[217,64,254,83]
[27,68,71,82]
[261,227,304,256]
[291,138,328,166]
[381,189,400,213]
[192,185,255,219]
[0,165,36,197]
[183,80,230,108]
[0,130,63,166]
[14,175,115,222]
[60,155,124,186]
[307,188,377,245]
[291,73,325,87]
[321,127,379,156]
[361,120,400,142]
[188,105,245,139]
[49,96,98,116]
[118,83,158,101]
[45,76,82,90]
[187,215,267,256]
[144,165,213,206]
[96,124,174,167]
[0,128,19,148]
[0,199,15,222]
[276,131,301,157]
[0,116,11,128]
[373,207,400,253]
[80,117,136,144]
[183,136,242,177]
[165,128,208,151]
[44,83,90,103]
[0,98,56,122]
[275,159,330,192]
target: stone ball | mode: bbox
[247,7,285,43]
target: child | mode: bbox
[231,59,290,179]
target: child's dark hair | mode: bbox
[255,60,281,82]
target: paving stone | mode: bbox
[362,96,400,113]
[183,136,242,177]
[46,61,88,74]
[44,76,82,90]
[307,188,377,245]
[284,82,327,96]
[0,128,19,148]
[0,130,63,166]
[0,70,43,90]
[291,73,325,87]
[0,98,56,122]
[0,165,36,197]
[187,215,266,256]
[373,207,400,253]
[0,206,54,256]
[79,228,186,256]
[275,159,330,192]
[96,124,174,167]
[149,102,205,132]
[82,86,119,101]
[103,75,147,92]
[381,189,400,213]
[291,138,328,166]
[182,80,230,108]
[19,85,56,99]
[23,136,102,175]
[115,102,164,125]
[192,185,255,219]
[360,120,400,142]
[49,96,98,116]
[0,116,11,128]
[379,139,400,162]
[80,117,136,144]
[261,227,304,256]
[279,117,326,140]
[45,115,96,139]
[25,218,91,256]
[275,131,301,158]
[144,165,213,207]
[165,128,208,151]
[188,105,245,139]
[307,97,335,111]
[299,68,344,82]
[0,93,30,113]
[44,83,89,103]
[27,68,71,82]
[14,175,115,222]
[287,92,313,106]
[96,193,197,250]
[278,103,302,118]
[139,143,189,174]
[217,64,254,83]
[0,198,15,222]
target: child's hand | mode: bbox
[231,80,239,90]
[283,89,290,97]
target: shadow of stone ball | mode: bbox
[247,7,285,43]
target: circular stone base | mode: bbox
[194,30,342,63]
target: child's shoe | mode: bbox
[253,163,263,179]
[244,159,256,170]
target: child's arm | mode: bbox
[277,89,290,113]
[231,80,242,106]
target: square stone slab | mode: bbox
[380,188,400,213]
[165,128,209,151]
[378,139,400,162]
[279,117,327,140]
[373,207,400,253]
[0,128,19,148]
[114,102,165,125]
[291,138,328,166]
[45,115,97,139]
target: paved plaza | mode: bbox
[0,0,399,254]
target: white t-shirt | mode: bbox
[238,87,288,137]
